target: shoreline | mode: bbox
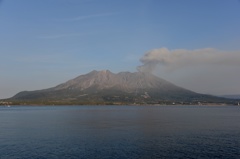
[0,103,238,107]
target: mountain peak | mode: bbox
[98,70,113,76]
[54,70,184,91]
[10,69,231,105]
[89,70,113,75]
[100,70,111,73]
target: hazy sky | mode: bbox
[0,0,240,98]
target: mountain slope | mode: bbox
[9,70,233,105]
[220,95,240,99]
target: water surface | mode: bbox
[0,105,239,159]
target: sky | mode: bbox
[0,0,240,98]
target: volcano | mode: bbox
[9,70,231,105]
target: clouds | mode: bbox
[38,33,83,39]
[137,47,240,95]
[57,12,116,22]
[68,13,115,21]
[137,47,240,72]
[37,33,87,39]
[38,12,116,39]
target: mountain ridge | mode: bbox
[6,70,236,105]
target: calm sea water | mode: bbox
[0,105,239,159]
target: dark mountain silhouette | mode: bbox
[220,95,240,99]
[9,70,233,105]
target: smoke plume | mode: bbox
[137,47,240,73]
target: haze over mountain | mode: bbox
[1,1,240,99]
[7,70,233,105]
[220,95,240,100]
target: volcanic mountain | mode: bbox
[9,70,231,105]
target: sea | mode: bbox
[0,105,239,159]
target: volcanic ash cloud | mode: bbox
[137,47,240,73]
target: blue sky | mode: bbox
[0,0,240,98]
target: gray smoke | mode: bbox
[137,47,240,73]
